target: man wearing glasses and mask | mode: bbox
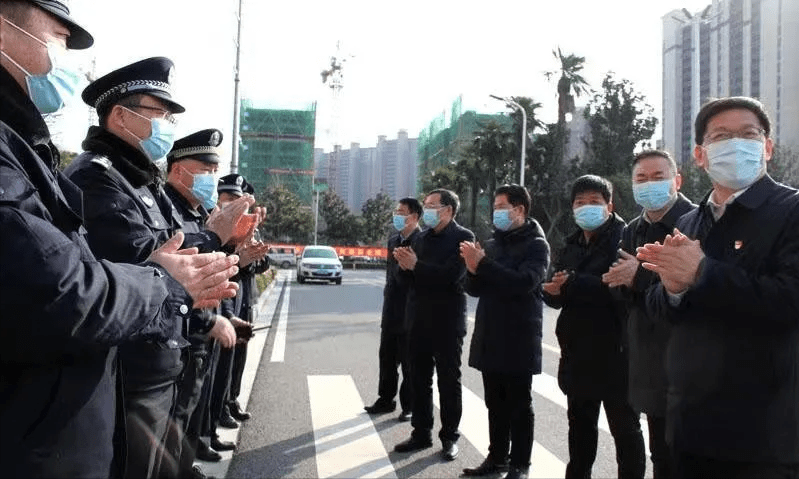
[637,97,799,478]
[64,58,255,479]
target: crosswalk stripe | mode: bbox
[270,273,292,362]
[308,375,397,479]
[431,374,567,478]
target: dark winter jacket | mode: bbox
[382,227,421,333]
[543,213,628,399]
[0,66,191,478]
[646,175,799,463]
[466,218,550,375]
[403,220,475,338]
[618,194,696,415]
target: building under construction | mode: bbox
[238,100,317,205]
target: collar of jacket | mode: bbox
[164,181,207,220]
[427,218,459,236]
[636,193,695,235]
[494,217,540,242]
[0,66,60,170]
[81,126,163,188]
[697,174,777,215]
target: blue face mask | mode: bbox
[0,19,81,114]
[573,204,608,231]
[633,179,674,211]
[423,208,440,229]
[393,214,407,231]
[123,108,176,162]
[191,173,218,210]
[493,209,513,231]
[705,138,765,190]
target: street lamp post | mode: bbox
[313,188,320,245]
[490,94,526,186]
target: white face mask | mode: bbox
[705,138,766,190]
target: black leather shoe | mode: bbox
[218,406,239,429]
[441,441,459,461]
[504,466,529,479]
[462,457,509,476]
[397,410,412,422]
[364,399,396,414]
[393,435,433,453]
[211,436,236,452]
[186,465,217,479]
[229,401,252,421]
[196,442,221,462]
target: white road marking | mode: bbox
[432,374,567,478]
[308,375,397,479]
[270,273,292,362]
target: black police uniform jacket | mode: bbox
[543,213,628,399]
[616,194,695,417]
[65,127,219,387]
[645,175,799,464]
[0,67,192,478]
[382,227,421,334]
[220,230,269,325]
[403,220,475,337]
[466,218,550,375]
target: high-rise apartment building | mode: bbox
[316,131,418,212]
[662,0,799,165]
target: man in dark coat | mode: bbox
[0,3,238,477]
[637,97,799,479]
[393,188,475,461]
[460,185,550,479]
[64,59,254,479]
[603,150,696,479]
[364,197,422,420]
[159,129,243,479]
[543,175,645,479]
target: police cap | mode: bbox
[82,57,185,115]
[218,174,245,197]
[167,129,223,166]
[24,0,93,49]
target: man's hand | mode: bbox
[393,246,417,271]
[208,315,236,348]
[205,195,256,245]
[459,241,485,274]
[636,229,705,294]
[236,240,270,268]
[602,249,640,288]
[542,270,571,296]
[148,232,240,309]
[227,316,254,343]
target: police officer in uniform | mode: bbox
[159,129,249,478]
[0,3,240,478]
[64,58,255,479]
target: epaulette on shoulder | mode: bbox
[90,156,112,170]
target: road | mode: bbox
[199,269,653,479]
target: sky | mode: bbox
[53,0,716,175]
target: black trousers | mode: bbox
[409,331,463,443]
[159,345,212,478]
[565,395,646,479]
[210,343,234,431]
[229,342,247,401]
[123,381,177,479]
[647,414,670,479]
[672,452,799,479]
[482,372,534,468]
[377,329,412,412]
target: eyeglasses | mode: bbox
[127,104,177,125]
[424,204,445,209]
[704,127,764,145]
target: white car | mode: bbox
[297,245,343,285]
[267,246,297,269]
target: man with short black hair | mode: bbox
[393,188,475,461]
[543,175,646,479]
[0,2,239,477]
[603,150,696,479]
[460,184,550,479]
[638,97,799,478]
[364,197,423,421]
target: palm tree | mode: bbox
[545,47,590,125]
